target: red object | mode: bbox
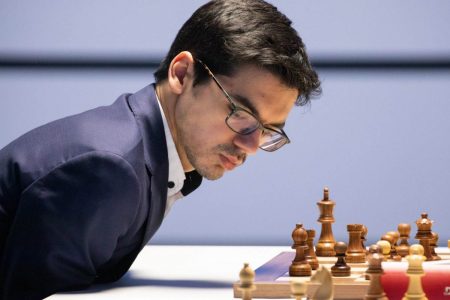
[382,267,450,300]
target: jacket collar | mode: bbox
[127,84,169,246]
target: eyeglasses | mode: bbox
[196,59,290,152]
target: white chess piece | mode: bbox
[310,266,333,300]
[402,244,428,300]
[239,263,256,300]
[290,279,307,300]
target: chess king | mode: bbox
[0,0,320,298]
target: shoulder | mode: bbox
[21,150,143,231]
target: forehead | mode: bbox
[217,64,298,124]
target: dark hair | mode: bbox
[154,0,321,106]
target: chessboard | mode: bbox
[233,187,450,299]
[232,248,450,299]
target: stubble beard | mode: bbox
[181,137,247,181]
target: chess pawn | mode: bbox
[376,240,391,261]
[414,213,434,261]
[290,279,307,300]
[289,224,312,276]
[316,187,336,257]
[346,224,366,263]
[365,244,382,280]
[239,263,256,300]
[364,251,388,300]
[305,229,319,270]
[381,233,401,261]
[331,241,351,277]
[430,232,441,261]
[402,244,428,300]
[397,223,411,257]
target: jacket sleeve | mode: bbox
[0,151,141,300]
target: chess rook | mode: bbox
[316,187,336,257]
[346,224,366,263]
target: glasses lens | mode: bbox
[226,107,289,152]
[226,109,259,135]
[259,129,289,152]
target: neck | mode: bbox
[156,83,194,172]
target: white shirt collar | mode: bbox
[155,90,186,212]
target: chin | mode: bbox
[196,164,225,181]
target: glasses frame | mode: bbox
[196,59,290,152]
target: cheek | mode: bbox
[176,102,232,146]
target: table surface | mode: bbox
[49,245,289,300]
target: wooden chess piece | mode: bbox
[331,241,351,277]
[430,232,441,261]
[289,224,312,276]
[361,225,368,253]
[316,187,336,257]
[414,213,434,261]
[346,224,366,263]
[306,229,319,270]
[365,244,382,280]
[381,233,401,261]
[290,279,307,300]
[402,244,429,300]
[397,223,411,257]
[310,266,333,300]
[376,240,391,261]
[239,263,256,300]
[364,249,388,300]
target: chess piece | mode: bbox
[305,229,319,270]
[331,241,351,277]
[381,233,401,261]
[365,244,382,280]
[397,223,411,257]
[316,187,336,257]
[430,232,441,261]
[290,279,307,300]
[346,224,366,263]
[310,266,333,300]
[364,249,388,300]
[289,224,312,276]
[239,263,256,300]
[361,225,368,253]
[376,240,391,261]
[414,213,434,261]
[402,244,429,300]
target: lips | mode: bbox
[219,154,240,171]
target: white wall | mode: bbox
[1,1,449,246]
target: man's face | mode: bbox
[174,64,298,180]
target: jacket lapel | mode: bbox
[127,84,168,247]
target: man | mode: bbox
[0,0,320,298]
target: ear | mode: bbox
[167,51,195,95]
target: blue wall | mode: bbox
[1,1,449,246]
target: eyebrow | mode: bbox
[230,93,286,129]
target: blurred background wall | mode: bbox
[1,0,449,246]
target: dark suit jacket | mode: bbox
[0,84,169,299]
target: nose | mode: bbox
[233,129,261,155]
